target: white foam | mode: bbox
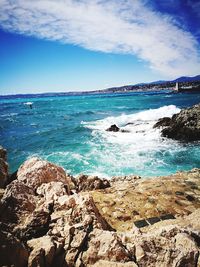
[83,105,180,132]
[24,102,33,105]
[80,105,181,177]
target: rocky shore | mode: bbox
[0,146,200,267]
[153,103,200,141]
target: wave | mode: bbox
[83,105,180,132]
[78,105,183,177]
[0,112,19,117]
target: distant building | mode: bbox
[175,82,180,91]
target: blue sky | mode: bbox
[0,0,200,95]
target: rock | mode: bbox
[91,261,137,267]
[36,181,68,202]
[1,152,200,266]
[0,146,8,188]
[27,235,59,267]
[153,117,171,128]
[20,208,51,240]
[0,180,36,224]
[92,169,200,232]
[154,104,200,141]
[53,193,113,231]
[76,174,110,192]
[127,225,199,267]
[0,146,7,160]
[17,157,71,193]
[81,229,134,265]
[0,230,29,267]
[106,124,120,132]
[5,170,18,186]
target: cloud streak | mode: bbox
[0,0,200,77]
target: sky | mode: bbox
[0,0,200,95]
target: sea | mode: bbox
[0,90,200,178]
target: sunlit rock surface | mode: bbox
[0,151,200,266]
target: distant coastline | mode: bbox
[1,74,200,99]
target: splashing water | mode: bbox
[0,91,200,178]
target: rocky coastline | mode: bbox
[0,145,200,267]
[153,103,200,141]
[106,103,200,142]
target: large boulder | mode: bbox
[0,146,8,188]
[154,104,200,141]
[0,180,36,224]
[17,157,71,193]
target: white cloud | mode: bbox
[0,0,200,77]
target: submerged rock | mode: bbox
[154,103,200,141]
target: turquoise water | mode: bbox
[0,91,200,178]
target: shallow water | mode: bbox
[0,90,200,178]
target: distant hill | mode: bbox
[172,75,200,83]
[141,75,200,86]
[97,74,200,94]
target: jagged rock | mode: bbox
[1,153,200,266]
[0,146,8,188]
[0,180,36,224]
[20,208,51,240]
[49,193,114,266]
[0,230,29,267]
[81,229,134,265]
[106,124,120,132]
[154,104,200,141]
[17,157,71,192]
[153,117,171,128]
[36,181,68,202]
[126,225,200,267]
[27,235,60,267]
[76,174,110,192]
[53,193,113,232]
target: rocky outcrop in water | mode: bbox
[154,103,200,141]
[0,148,200,266]
[106,124,120,132]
